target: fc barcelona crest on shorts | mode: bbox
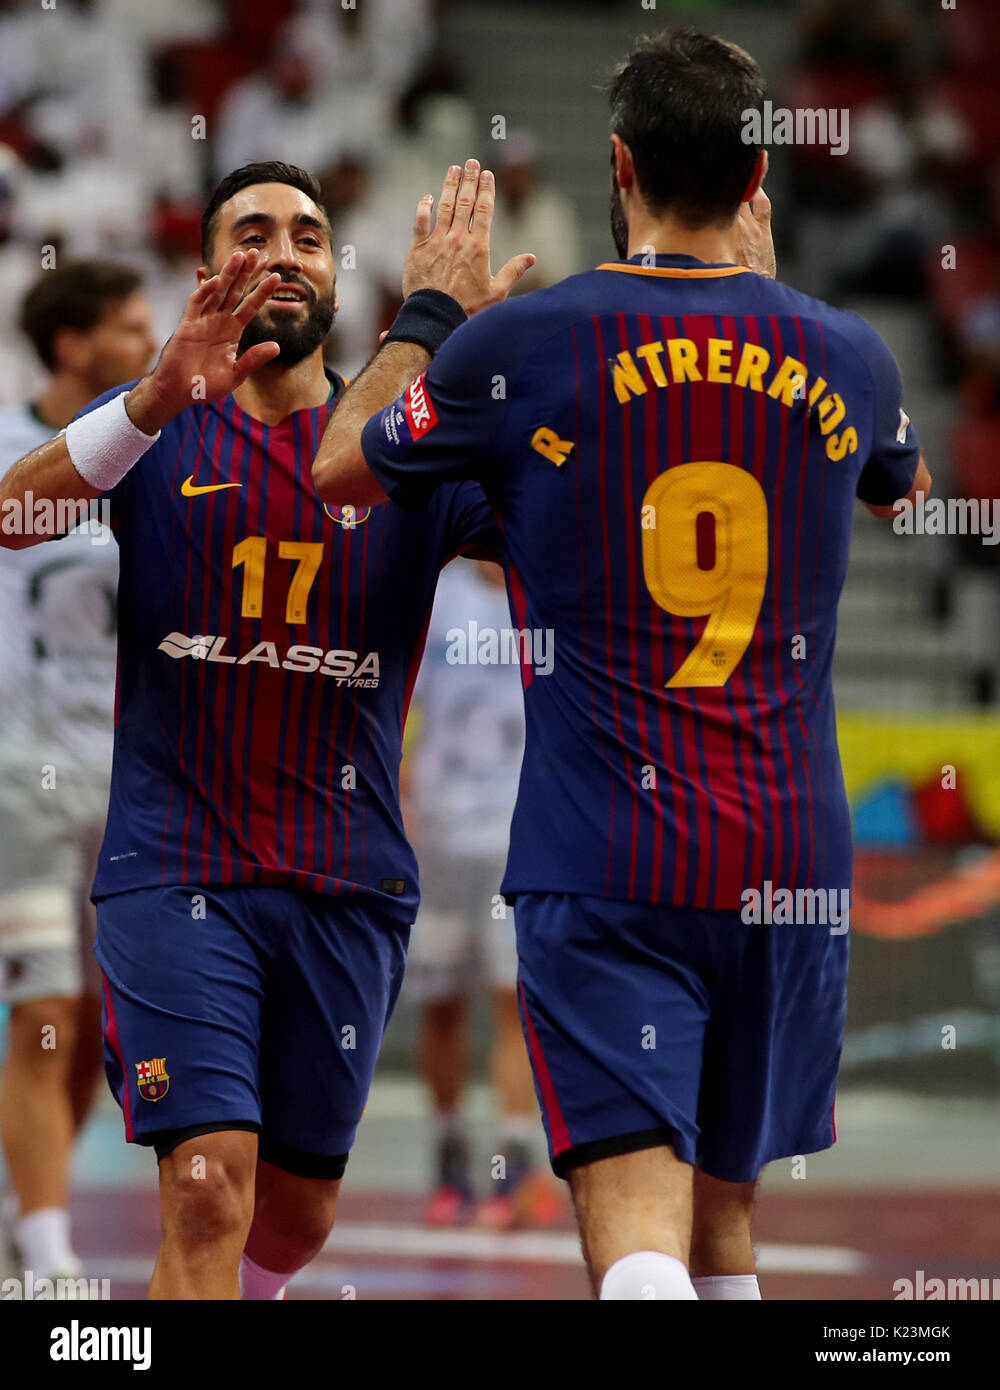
[324,503,371,529]
[135,1057,170,1102]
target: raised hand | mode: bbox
[402,158,536,315]
[736,183,776,280]
[127,250,282,433]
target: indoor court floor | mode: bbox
[8,1081,995,1301]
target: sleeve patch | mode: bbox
[896,408,910,444]
[403,373,439,439]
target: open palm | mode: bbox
[154,250,282,410]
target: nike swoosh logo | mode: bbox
[180,475,242,497]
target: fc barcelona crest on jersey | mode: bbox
[324,503,371,529]
[135,1057,170,1102]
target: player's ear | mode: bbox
[741,149,767,205]
[196,265,210,286]
[52,326,88,374]
[610,134,634,190]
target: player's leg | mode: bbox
[0,872,89,1277]
[488,894,538,1154]
[408,853,477,1221]
[0,764,92,1278]
[421,997,468,1114]
[514,893,709,1299]
[152,1129,258,1299]
[693,905,850,1302]
[490,986,538,1152]
[690,1168,760,1299]
[480,891,563,1229]
[420,994,475,1221]
[568,1145,695,1297]
[241,1159,340,1297]
[96,884,268,1299]
[250,888,409,1297]
[0,993,79,1208]
[67,990,104,1132]
[0,987,81,1277]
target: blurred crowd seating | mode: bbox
[0,0,582,385]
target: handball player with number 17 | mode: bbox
[0,159,534,1300]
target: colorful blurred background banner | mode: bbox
[839,713,1000,1091]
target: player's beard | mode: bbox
[610,170,629,260]
[237,278,336,365]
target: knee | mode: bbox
[160,1141,255,1249]
[8,996,79,1068]
[255,1179,339,1256]
[282,1199,337,1253]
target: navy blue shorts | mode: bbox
[96,885,409,1177]
[514,893,849,1184]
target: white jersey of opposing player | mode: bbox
[0,403,117,770]
[410,558,525,858]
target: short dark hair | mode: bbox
[609,28,766,228]
[200,160,330,263]
[19,260,143,371]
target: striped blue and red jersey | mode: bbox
[81,373,497,923]
[361,254,922,911]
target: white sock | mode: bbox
[600,1251,697,1300]
[693,1274,762,1300]
[14,1207,77,1275]
[239,1253,289,1301]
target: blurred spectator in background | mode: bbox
[97,0,218,47]
[830,66,972,298]
[288,0,435,112]
[376,62,480,262]
[0,146,45,403]
[799,0,914,71]
[0,260,155,1286]
[403,560,563,1231]
[213,38,343,181]
[957,268,1000,416]
[489,132,582,291]
[126,48,207,209]
[215,0,436,184]
[0,0,145,176]
[319,151,407,377]
[0,0,454,392]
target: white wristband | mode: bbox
[65,391,160,493]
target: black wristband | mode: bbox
[383,288,467,356]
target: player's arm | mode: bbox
[312,159,534,506]
[0,251,281,550]
[313,340,430,508]
[853,321,929,521]
[865,455,932,518]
